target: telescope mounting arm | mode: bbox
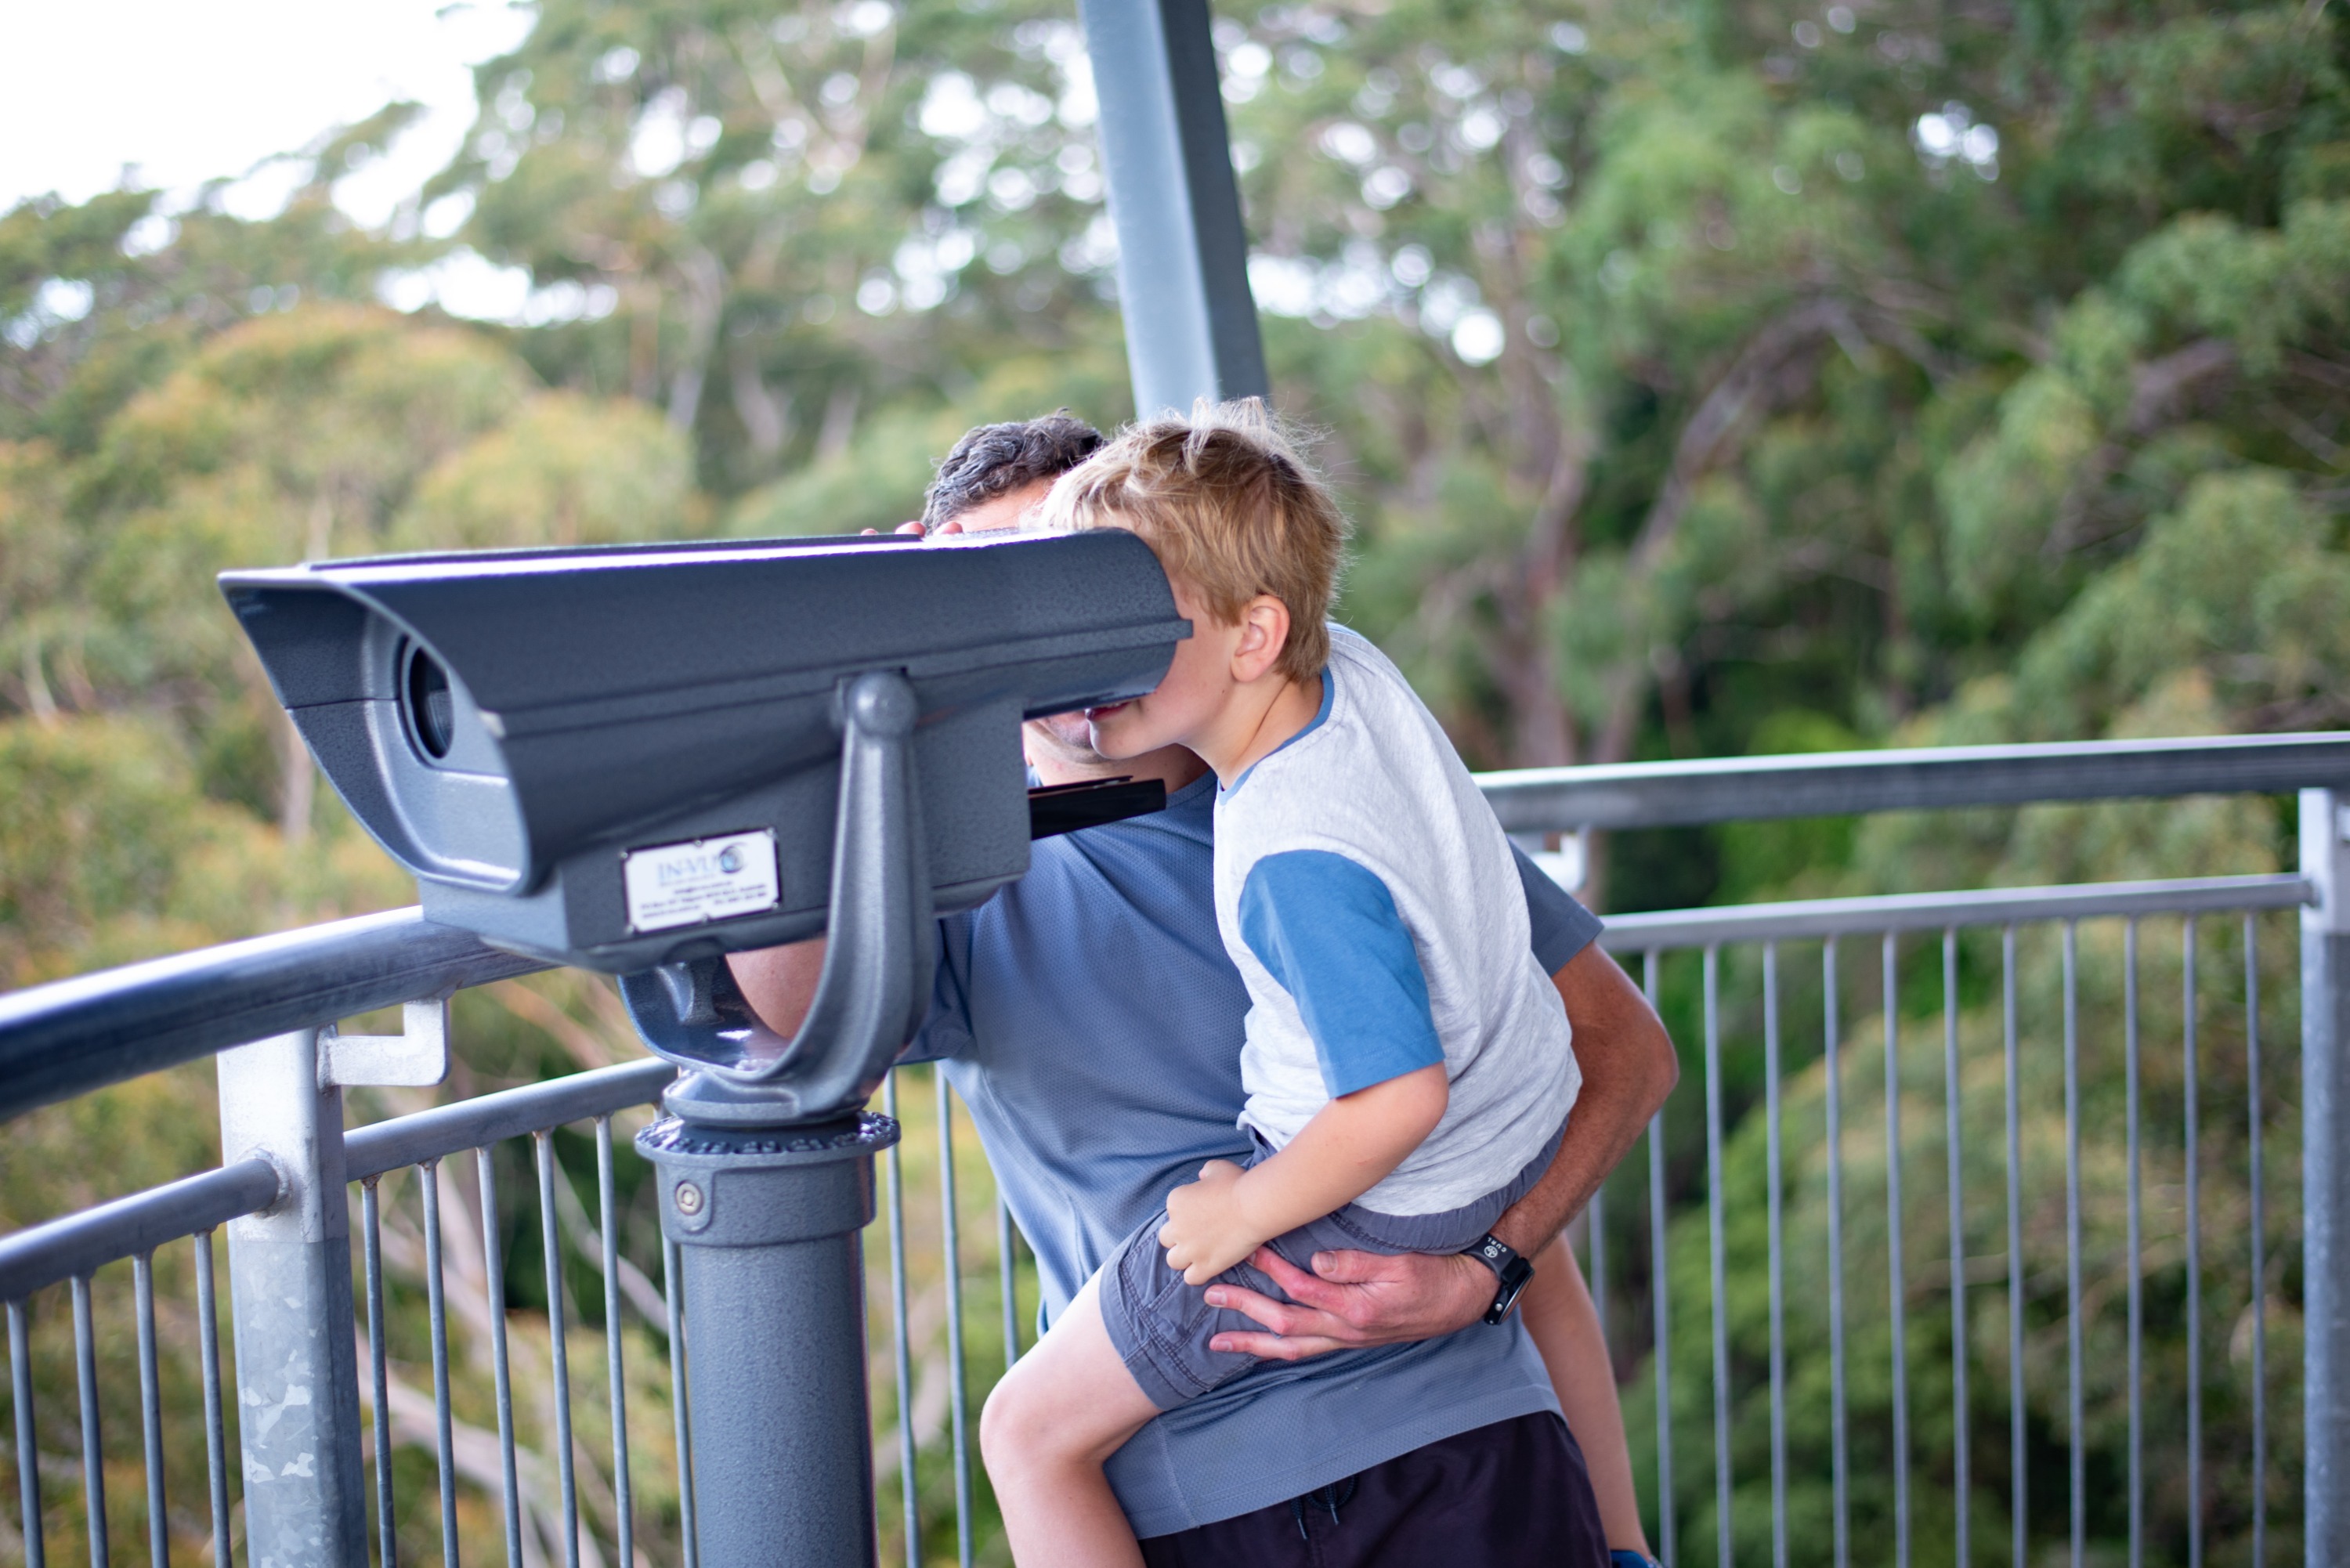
[626,670,936,1128]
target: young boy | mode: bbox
[978,403,1586,1568]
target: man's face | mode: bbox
[945,479,1054,536]
[945,479,1105,767]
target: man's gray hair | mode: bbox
[923,410,1105,526]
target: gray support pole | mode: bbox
[638,1115,898,1566]
[216,1028,368,1568]
[1079,0,1268,415]
[2300,789,2350,1566]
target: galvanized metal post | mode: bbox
[1079,0,1268,415]
[216,1028,368,1568]
[2300,789,2350,1566]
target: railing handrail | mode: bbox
[0,908,549,1124]
[0,1057,678,1298]
[1481,730,2350,832]
[3,730,2343,1125]
[1597,871,2311,952]
[0,1159,281,1301]
[343,1057,675,1180]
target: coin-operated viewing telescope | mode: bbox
[226,526,1185,1567]
[222,529,1186,1119]
[220,530,1182,968]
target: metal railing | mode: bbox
[0,733,2341,1566]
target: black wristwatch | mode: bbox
[1463,1233,1535,1324]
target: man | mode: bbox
[732,414,1677,1563]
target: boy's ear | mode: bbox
[1229,594,1292,683]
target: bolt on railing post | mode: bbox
[2299,789,2350,1566]
[215,1028,369,1567]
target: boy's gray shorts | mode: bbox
[1099,1119,1566,1412]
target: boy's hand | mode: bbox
[1158,1159,1264,1284]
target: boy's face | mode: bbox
[1085,573,1244,761]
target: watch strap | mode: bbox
[1462,1232,1535,1324]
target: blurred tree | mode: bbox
[432,0,1130,495]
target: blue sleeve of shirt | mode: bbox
[898,912,974,1065]
[1237,850,1445,1098]
[1511,843,1603,974]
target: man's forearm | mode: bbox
[1490,945,1676,1257]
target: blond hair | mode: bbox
[1039,399,1349,681]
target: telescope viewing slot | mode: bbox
[403,641,456,762]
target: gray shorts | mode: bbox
[1100,1119,1567,1411]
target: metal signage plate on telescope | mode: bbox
[621,829,782,934]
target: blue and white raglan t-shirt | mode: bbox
[1213,625,1580,1216]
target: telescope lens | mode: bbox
[404,644,457,761]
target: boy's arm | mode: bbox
[1159,1064,1447,1284]
[1205,943,1676,1355]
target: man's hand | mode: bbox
[1158,1160,1264,1284]
[1202,1245,1494,1361]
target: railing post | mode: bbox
[1079,0,1268,415]
[2300,789,2350,1566]
[216,1028,368,1568]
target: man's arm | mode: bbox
[1204,941,1676,1359]
[728,939,827,1039]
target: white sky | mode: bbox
[0,0,534,229]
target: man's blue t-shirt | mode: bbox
[905,770,1602,1537]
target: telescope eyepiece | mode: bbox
[403,641,457,762]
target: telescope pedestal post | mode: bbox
[638,1106,900,1567]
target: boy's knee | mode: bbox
[978,1366,1043,1472]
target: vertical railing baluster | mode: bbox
[2063,922,2084,1568]
[1702,948,1731,1568]
[998,1198,1021,1369]
[420,1160,461,1568]
[2183,919,2203,1568]
[70,1274,105,1568]
[9,1297,40,1568]
[1824,937,1849,1568]
[11,1298,43,1568]
[535,1133,581,1568]
[2244,913,2265,1568]
[883,1071,918,1568]
[1591,1176,1607,1351]
[1643,950,1673,1568]
[2003,926,2025,1568]
[595,1117,635,1566]
[661,1234,697,1568]
[193,1233,228,1568]
[1763,942,1788,1568]
[479,1147,524,1568]
[938,1074,974,1568]
[363,1176,398,1568]
[1885,933,1911,1568]
[1943,929,1969,1568]
[132,1252,166,1568]
[2125,921,2143,1568]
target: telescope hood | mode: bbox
[220,529,1185,970]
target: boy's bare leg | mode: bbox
[979,1273,1161,1568]
[1520,1240,1651,1557]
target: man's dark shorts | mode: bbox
[1136,1411,1610,1568]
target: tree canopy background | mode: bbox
[2,0,2344,1562]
